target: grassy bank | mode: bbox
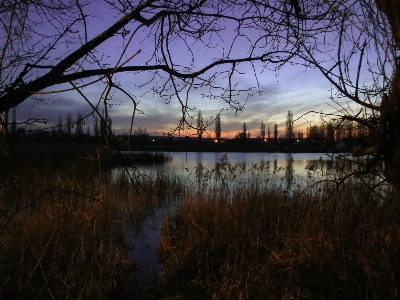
[157,182,400,299]
[0,143,183,299]
[3,142,399,299]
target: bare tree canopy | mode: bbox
[0,0,399,186]
[1,0,389,113]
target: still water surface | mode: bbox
[125,152,338,286]
[137,152,341,191]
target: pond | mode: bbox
[133,152,356,192]
[123,152,347,286]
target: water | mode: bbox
[122,152,354,286]
[126,205,170,285]
[130,152,341,191]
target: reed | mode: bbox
[157,181,400,299]
[3,144,399,299]
[0,144,183,299]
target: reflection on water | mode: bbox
[126,205,173,285]
[196,161,203,187]
[124,152,362,182]
[127,212,162,285]
[285,156,294,188]
[124,199,182,286]
[160,152,336,191]
[122,151,385,286]
[120,152,344,197]
[123,152,335,285]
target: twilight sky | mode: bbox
[13,1,375,139]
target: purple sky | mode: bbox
[14,1,378,138]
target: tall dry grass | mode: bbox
[158,182,400,299]
[0,143,183,299]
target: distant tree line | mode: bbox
[212,108,370,147]
[307,120,370,145]
[1,108,371,148]
[0,110,115,145]
[52,111,112,142]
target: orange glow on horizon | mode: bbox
[145,125,310,139]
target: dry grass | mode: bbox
[157,183,400,299]
[0,143,183,299]
[3,143,399,299]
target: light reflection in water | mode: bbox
[121,152,380,287]
[162,152,336,191]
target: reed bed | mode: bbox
[0,143,184,299]
[157,181,400,299]
[3,144,399,299]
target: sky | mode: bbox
[13,1,375,139]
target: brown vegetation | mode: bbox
[0,143,182,299]
[158,183,400,299]
[3,143,400,299]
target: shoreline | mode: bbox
[4,136,350,155]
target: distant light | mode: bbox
[215,139,218,143]
[297,140,299,142]
[264,139,266,142]
[153,139,155,142]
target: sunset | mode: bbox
[3,1,366,138]
[1,0,399,298]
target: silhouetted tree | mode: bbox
[93,116,99,139]
[0,0,399,189]
[235,122,248,141]
[133,127,149,141]
[261,120,265,141]
[66,114,72,136]
[197,110,204,142]
[308,124,325,142]
[75,112,83,136]
[285,111,294,140]
[299,130,304,139]
[345,121,354,140]
[17,127,25,136]
[326,122,335,144]
[10,107,16,136]
[215,114,221,141]
[57,115,63,135]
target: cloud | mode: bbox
[12,17,357,139]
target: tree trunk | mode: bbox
[376,0,400,189]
